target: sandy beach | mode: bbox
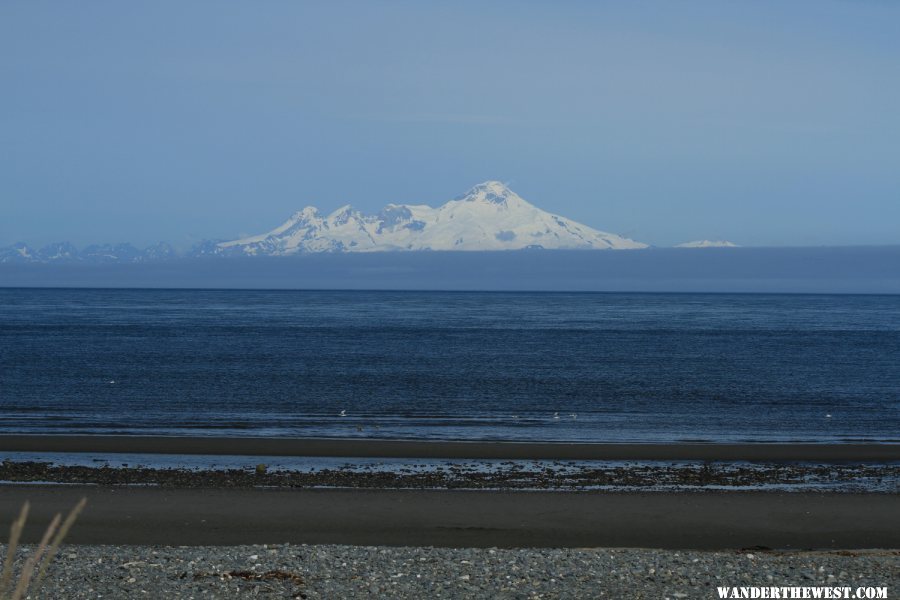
[1,486,897,549]
[1,435,898,461]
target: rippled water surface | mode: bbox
[1,288,898,442]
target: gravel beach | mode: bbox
[8,543,897,599]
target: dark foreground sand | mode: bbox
[2,435,898,461]
[2,486,898,550]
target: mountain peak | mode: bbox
[456,181,517,205]
[329,204,354,216]
[291,206,320,221]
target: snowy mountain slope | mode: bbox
[217,181,647,255]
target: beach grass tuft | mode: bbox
[0,497,86,600]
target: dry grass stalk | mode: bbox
[0,498,86,600]
[0,502,29,598]
[10,513,60,600]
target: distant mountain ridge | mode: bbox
[215,181,647,255]
[1,182,654,263]
[2,182,758,264]
[0,241,177,264]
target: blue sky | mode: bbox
[1,1,898,249]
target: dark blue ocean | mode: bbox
[0,289,898,443]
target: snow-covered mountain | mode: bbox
[675,240,738,248]
[216,181,647,255]
[0,182,655,262]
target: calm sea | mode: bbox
[0,288,898,443]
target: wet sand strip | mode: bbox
[1,435,898,461]
[1,486,897,549]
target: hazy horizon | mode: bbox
[3,246,899,295]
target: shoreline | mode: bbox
[1,435,899,461]
[1,459,897,492]
[2,485,898,549]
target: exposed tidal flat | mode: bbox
[1,454,899,493]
